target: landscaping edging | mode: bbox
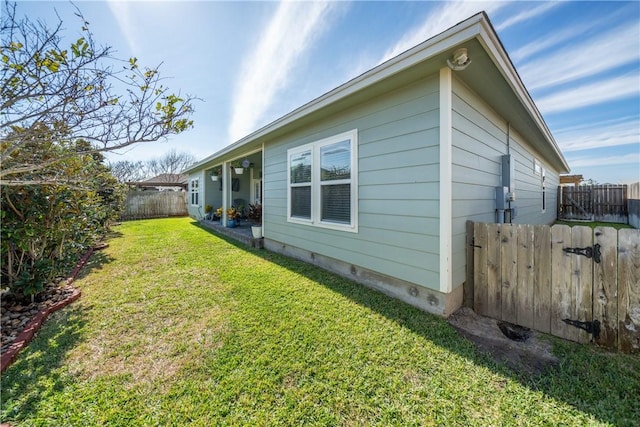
[0,244,105,373]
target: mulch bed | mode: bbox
[1,281,79,355]
[0,244,105,373]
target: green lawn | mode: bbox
[2,218,638,426]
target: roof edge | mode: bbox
[184,13,485,174]
[477,13,570,173]
[185,11,569,175]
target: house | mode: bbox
[128,173,188,191]
[183,12,570,317]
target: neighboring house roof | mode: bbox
[560,174,584,186]
[184,11,570,175]
[128,173,188,188]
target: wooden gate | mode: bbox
[470,222,640,352]
[558,185,628,223]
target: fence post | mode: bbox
[464,220,474,308]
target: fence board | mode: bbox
[594,227,618,348]
[558,185,628,223]
[629,182,640,229]
[486,223,502,320]
[618,228,640,353]
[516,224,535,329]
[465,221,475,308]
[470,222,636,351]
[501,224,518,323]
[533,225,551,333]
[551,225,573,340]
[571,226,593,344]
[121,191,187,220]
[473,222,488,316]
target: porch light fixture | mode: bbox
[447,47,471,71]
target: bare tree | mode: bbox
[146,148,196,179]
[0,1,196,186]
[108,160,149,183]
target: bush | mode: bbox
[1,148,125,297]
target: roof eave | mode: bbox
[185,11,570,175]
[184,13,486,174]
[476,15,570,173]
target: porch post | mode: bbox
[222,160,229,226]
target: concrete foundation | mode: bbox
[264,238,463,317]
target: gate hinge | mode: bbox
[563,243,601,263]
[562,318,601,340]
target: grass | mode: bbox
[2,217,639,426]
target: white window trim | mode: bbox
[541,167,546,213]
[533,158,547,213]
[534,158,543,176]
[190,178,200,206]
[287,129,358,233]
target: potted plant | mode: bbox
[211,167,221,181]
[226,207,239,228]
[214,207,223,221]
[204,204,213,220]
[248,203,262,238]
[231,161,244,175]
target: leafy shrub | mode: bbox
[1,145,125,297]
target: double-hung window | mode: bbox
[287,129,358,232]
[190,178,199,206]
[534,158,546,213]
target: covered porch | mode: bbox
[199,218,263,248]
[201,149,262,226]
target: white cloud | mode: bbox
[511,24,587,64]
[555,116,640,152]
[106,1,138,54]
[536,74,640,114]
[495,2,561,32]
[568,152,640,168]
[379,1,508,64]
[520,23,640,91]
[228,1,337,142]
[510,6,630,63]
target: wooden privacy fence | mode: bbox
[558,184,628,223]
[470,222,640,352]
[629,182,640,229]
[121,191,187,220]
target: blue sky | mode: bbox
[17,1,640,184]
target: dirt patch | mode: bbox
[448,307,559,376]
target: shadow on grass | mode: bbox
[74,250,115,281]
[1,235,117,423]
[0,305,89,421]
[192,220,640,426]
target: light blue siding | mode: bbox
[264,74,442,290]
[508,128,559,224]
[450,76,561,288]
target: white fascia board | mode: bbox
[477,19,570,173]
[185,14,485,174]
